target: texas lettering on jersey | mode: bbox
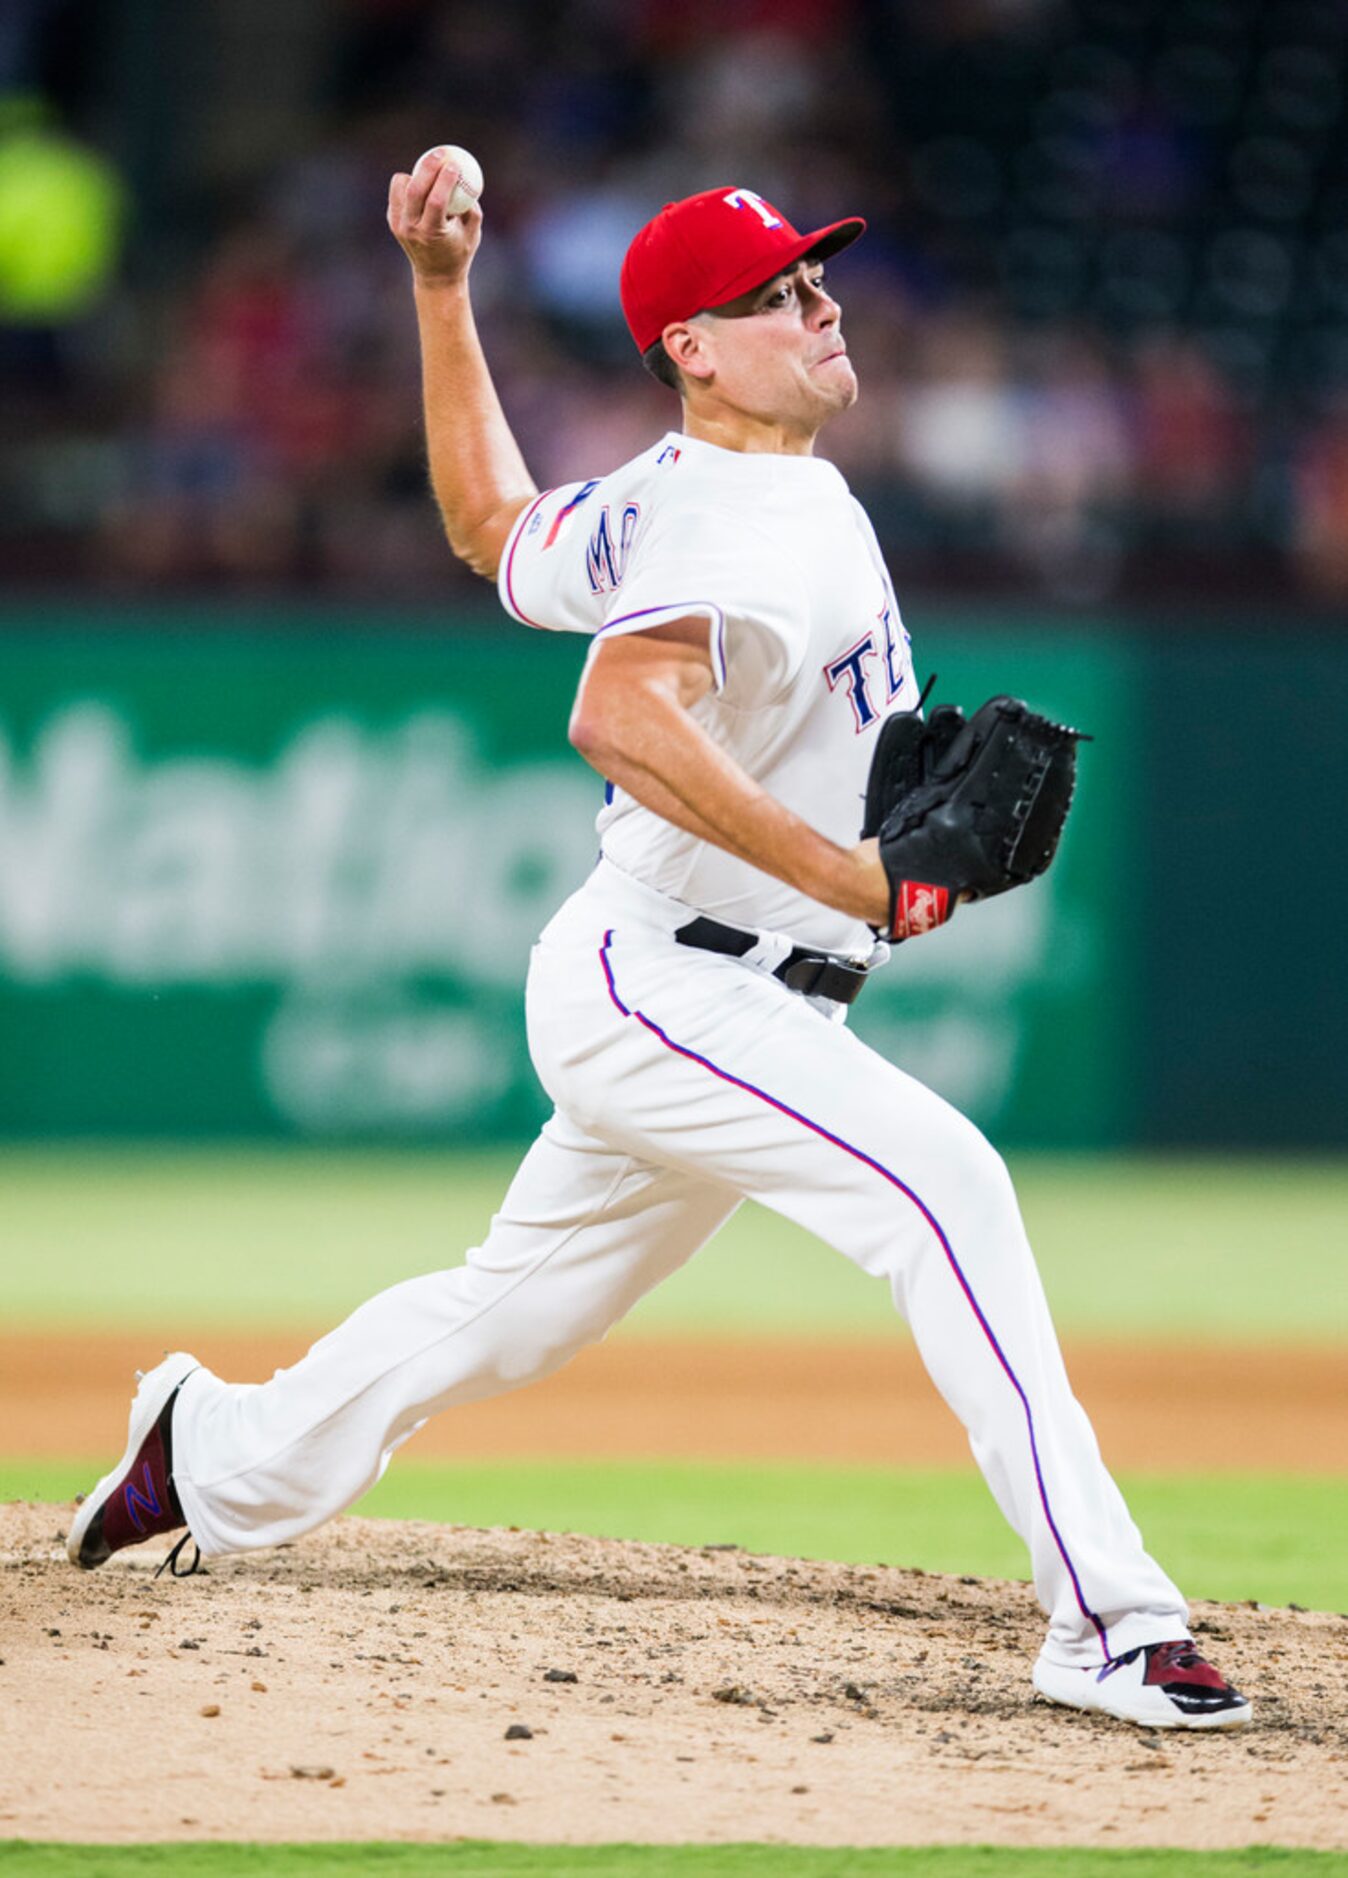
[823,602,910,732]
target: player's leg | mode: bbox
[164,1117,737,1557]
[552,909,1189,1674]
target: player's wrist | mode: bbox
[803,840,889,926]
[412,270,473,304]
[414,270,473,294]
[843,842,892,926]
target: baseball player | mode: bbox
[69,153,1250,1732]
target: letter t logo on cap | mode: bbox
[721,189,783,228]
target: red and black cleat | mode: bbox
[1034,1636,1252,1729]
[1135,1640,1251,1721]
[67,1353,200,1571]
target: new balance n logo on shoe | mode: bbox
[124,1463,163,1534]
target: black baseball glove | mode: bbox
[861,695,1086,942]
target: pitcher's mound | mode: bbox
[2,1501,1343,1848]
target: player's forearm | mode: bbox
[590,750,764,865]
[412,278,537,579]
[573,684,883,924]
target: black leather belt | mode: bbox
[674,915,870,1005]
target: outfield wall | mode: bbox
[0,604,1342,1149]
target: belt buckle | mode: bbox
[780,955,828,997]
[780,952,870,1004]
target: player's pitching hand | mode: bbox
[387,148,482,286]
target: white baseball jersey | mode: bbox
[498,431,917,955]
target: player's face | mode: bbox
[682,260,858,438]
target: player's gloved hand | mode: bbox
[860,695,1086,942]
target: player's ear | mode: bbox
[664,319,714,384]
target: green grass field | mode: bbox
[3,1148,1346,1340]
[6,1459,1345,1611]
[1,1848,1345,1877]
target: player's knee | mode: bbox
[489,1297,606,1386]
[925,1107,1019,1220]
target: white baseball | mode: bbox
[418,144,483,217]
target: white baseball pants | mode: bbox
[173,858,1188,1667]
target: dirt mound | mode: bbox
[1,1502,1344,1848]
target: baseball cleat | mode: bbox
[67,1352,200,1570]
[1033,1640,1251,1730]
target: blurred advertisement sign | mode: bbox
[0,617,1135,1146]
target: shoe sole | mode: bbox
[1033,1656,1252,1730]
[66,1352,200,1569]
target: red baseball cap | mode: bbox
[620,186,865,355]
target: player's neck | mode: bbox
[679,404,819,457]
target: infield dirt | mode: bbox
[2,1503,1345,1849]
[3,1330,1345,1470]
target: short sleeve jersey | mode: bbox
[498,431,918,955]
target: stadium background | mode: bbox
[1,0,1346,1862]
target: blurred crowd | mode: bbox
[3,0,1348,609]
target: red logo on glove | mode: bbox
[893,881,951,940]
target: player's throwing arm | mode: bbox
[386,144,536,578]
